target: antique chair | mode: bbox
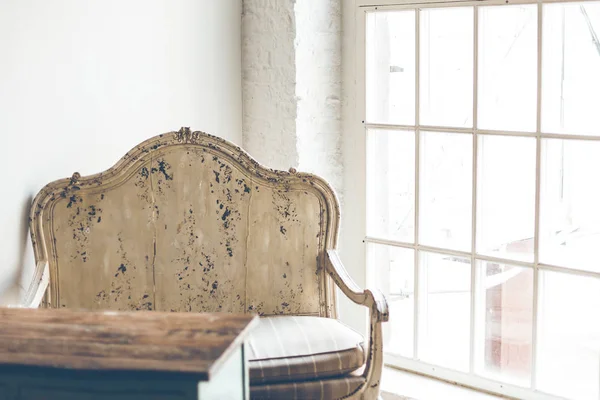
[25,128,389,399]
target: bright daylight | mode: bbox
[365,3,600,400]
[1,1,599,399]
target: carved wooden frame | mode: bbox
[25,127,388,400]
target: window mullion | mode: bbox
[532,0,544,390]
[413,7,422,361]
[469,5,479,376]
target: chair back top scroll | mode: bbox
[29,128,340,317]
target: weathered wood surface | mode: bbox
[28,128,338,317]
[0,307,257,380]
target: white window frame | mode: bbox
[352,1,600,399]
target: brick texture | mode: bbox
[242,0,343,200]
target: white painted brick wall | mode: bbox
[242,0,343,201]
[295,0,343,200]
[242,0,299,170]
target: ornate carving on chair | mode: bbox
[26,128,389,399]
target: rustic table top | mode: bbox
[0,307,258,380]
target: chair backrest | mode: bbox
[30,128,340,317]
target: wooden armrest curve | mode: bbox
[365,287,389,323]
[326,249,389,323]
[23,261,49,308]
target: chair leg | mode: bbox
[361,318,385,400]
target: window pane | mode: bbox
[419,251,471,371]
[540,139,600,273]
[477,135,536,262]
[474,261,533,387]
[369,243,415,358]
[420,131,472,251]
[537,271,600,400]
[367,129,415,242]
[542,2,600,136]
[420,7,473,128]
[366,11,416,125]
[478,5,537,132]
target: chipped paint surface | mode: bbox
[31,128,340,317]
[51,162,155,311]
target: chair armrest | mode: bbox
[365,287,389,323]
[22,261,49,308]
[326,249,389,322]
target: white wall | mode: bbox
[0,0,242,304]
[242,0,299,170]
[241,0,343,197]
[340,0,369,334]
[295,0,343,198]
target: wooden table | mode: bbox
[0,308,258,400]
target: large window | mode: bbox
[361,2,600,399]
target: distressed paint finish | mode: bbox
[152,148,252,314]
[28,128,337,317]
[245,181,324,316]
[50,162,155,311]
[26,128,388,399]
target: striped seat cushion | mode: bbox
[247,316,366,384]
[250,375,366,400]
